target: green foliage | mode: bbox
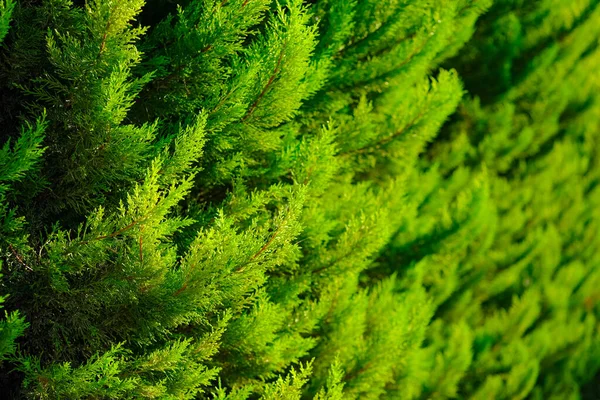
[0,96,46,365]
[422,1,600,398]
[0,270,28,361]
[0,0,15,44]
[0,0,598,399]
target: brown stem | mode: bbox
[80,206,158,245]
[241,41,287,123]
[98,4,117,59]
[8,244,33,271]
[173,282,188,297]
[251,224,283,261]
[86,220,140,242]
[138,229,144,263]
[235,209,292,273]
[98,30,108,57]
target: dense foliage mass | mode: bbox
[0,0,599,398]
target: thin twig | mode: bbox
[9,244,33,271]
[250,223,283,261]
[173,282,188,297]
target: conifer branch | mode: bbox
[80,205,161,245]
[173,282,188,297]
[241,42,287,123]
[342,41,427,90]
[344,361,373,383]
[210,82,240,116]
[98,28,109,58]
[343,28,416,61]
[235,207,292,274]
[84,219,142,243]
[152,45,213,89]
[250,223,284,262]
[97,4,118,59]
[344,111,425,156]
[311,248,355,275]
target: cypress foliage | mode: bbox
[425,2,600,398]
[0,0,597,399]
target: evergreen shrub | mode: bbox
[0,0,598,398]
